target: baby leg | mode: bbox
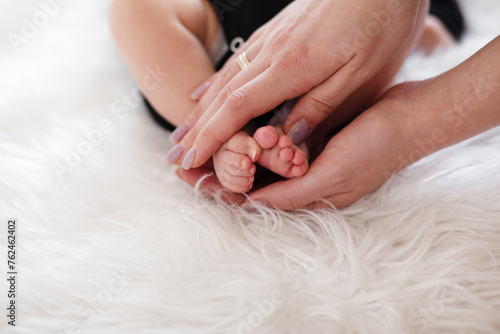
[110,0,220,128]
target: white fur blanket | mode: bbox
[1,0,499,333]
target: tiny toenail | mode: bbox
[182,146,197,170]
[249,149,258,162]
[169,122,189,143]
[166,144,184,165]
[287,119,311,145]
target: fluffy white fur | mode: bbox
[1,1,499,333]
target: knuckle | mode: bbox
[287,197,298,210]
[216,86,233,107]
[271,32,290,50]
[271,49,315,96]
[225,89,248,114]
[288,194,304,210]
[307,94,337,117]
[218,65,234,84]
[282,189,301,210]
[270,23,296,51]
[274,48,310,73]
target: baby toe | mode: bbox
[278,135,293,149]
[292,150,306,166]
[223,150,252,170]
[226,164,256,177]
[292,164,308,177]
[227,176,255,193]
[279,147,294,162]
[254,126,279,149]
[226,131,261,162]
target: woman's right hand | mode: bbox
[169,0,426,170]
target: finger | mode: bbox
[282,55,366,140]
[304,194,352,211]
[173,43,264,165]
[248,178,313,211]
[248,161,333,210]
[185,62,316,169]
[172,39,265,144]
[190,37,265,120]
[170,75,218,144]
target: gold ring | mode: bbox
[236,52,251,70]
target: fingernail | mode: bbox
[169,122,189,143]
[182,146,197,170]
[190,81,210,101]
[287,119,311,146]
[166,144,184,165]
[241,200,270,213]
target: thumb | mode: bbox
[248,173,320,211]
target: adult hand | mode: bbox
[168,0,426,169]
[177,84,413,210]
[249,35,500,209]
[246,86,410,210]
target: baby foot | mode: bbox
[213,126,309,193]
[254,126,308,178]
[213,131,261,193]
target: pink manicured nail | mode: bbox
[166,144,184,165]
[241,200,270,213]
[190,82,210,101]
[287,119,311,146]
[182,146,197,170]
[169,122,189,143]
